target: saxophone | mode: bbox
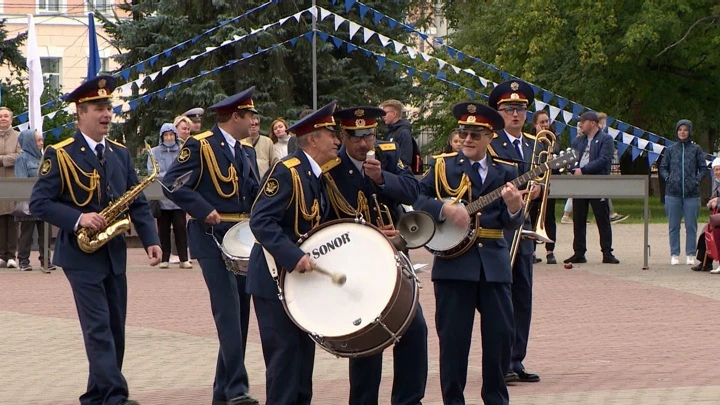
[76,144,159,254]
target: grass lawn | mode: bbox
[551,196,710,224]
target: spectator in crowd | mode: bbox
[243,115,278,178]
[530,110,558,264]
[693,157,720,272]
[0,107,21,268]
[148,123,191,269]
[564,111,620,265]
[443,128,462,153]
[659,119,707,266]
[269,118,292,159]
[14,130,54,271]
[380,99,416,168]
[173,115,194,143]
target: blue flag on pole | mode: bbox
[87,13,101,78]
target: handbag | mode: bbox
[149,200,162,218]
[12,201,31,217]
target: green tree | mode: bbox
[99,0,431,159]
[414,0,720,157]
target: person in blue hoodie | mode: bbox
[659,119,708,266]
[15,129,54,271]
[148,123,191,269]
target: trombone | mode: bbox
[509,130,556,267]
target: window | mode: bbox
[87,0,112,12]
[39,0,61,12]
[41,58,62,92]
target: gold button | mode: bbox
[107,185,111,191]
[477,242,483,248]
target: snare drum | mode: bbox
[218,221,254,275]
[280,219,419,358]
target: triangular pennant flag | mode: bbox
[190,35,202,44]
[530,84,541,96]
[348,21,361,38]
[606,117,615,127]
[556,96,569,110]
[319,7,332,21]
[148,72,160,82]
[447,47,457,59]
[478,77,487,87]
[436,71,446,80]
[347,43,357,53]
[535,100,547,111]
[500,71,510,81]
[622,133,634,145]
[393,40,404,54]
[420,52,432,62]
[377,34,390,47]
[637,138,649,150]
[465,88,476,99]
[46,110,57,120]
[279,16,290,25]
[128,99,138,111]
[345,0,355,13]
[437,59,446,70]
[569,126,578,142]
[387,19,397,29]
[607,127,620,138]
[450,65,460,74]
[292,11,304,22]
[652,143,665,153]
[52,127,62,136]
[555,122,567,134]
[18,122,30,131]
[647,151,660,167]
[334,15,346,31]
[303,32,314,42]
[318,32,329,42]
[571,103,583,116]
[617,122,629,132]
[290,37,299,47]
[647,133,659,143]
[164,49,172,58]
[120,69,131,81]
[562,110,574,123]
[389,60,399,69]
[157,88,168,98]
[112,105,123,115]
[548,105,561,121]
[630,145,643,161]
[421,72,431,81]
[358,3,370,19]
[456,52,465,62]
[363,27,375,43]
[616,141,629,158]
[373,10,383,25]
[332,37,342,49]
[541,91,553,103]
[462,68,475,75]
[406,47,417,59]
[632,127,644,137]
[177,59,189,69]
[376,55,386,71]
[307,7,317,19]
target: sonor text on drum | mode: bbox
[310,233,352,259]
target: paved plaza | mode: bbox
[3,223,720,404]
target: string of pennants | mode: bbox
[40,33,308,138]
[14,1,279,127]
[327,0,715,167]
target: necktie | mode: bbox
[513,139,525,173]
[95,144,104,165]
[472,161,483,187]
[234,143,244,172]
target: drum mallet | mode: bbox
[312,265,347,286]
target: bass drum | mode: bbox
[280,219,419,358]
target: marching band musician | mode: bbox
[29,75,162,405]
[414,102,524,405]
[323,106,428,405]
[488,80,542,384]
[162,88,261,405]
[247,102,340,405]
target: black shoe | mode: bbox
[505,371,519,383]
[227,394,260,405]
[533,256,542,264]
[602,255,620,264]
[515,369,541,382]
[563,255,587,264]
[692,262,713,272]
[546,253,557,264]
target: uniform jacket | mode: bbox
[414,151,524,283]
[490,130,537,255]
[161,125,260,259]
[247,150,330,299]
[324,142,419,225]
[29,131,160,274]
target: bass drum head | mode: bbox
[284,221,399,338]
[222,221,254,259]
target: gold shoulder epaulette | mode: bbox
[492,133,499,139]
[192,131,213,141]
[321,157,341,173]
[378,143,396,151]
[283,157,301,169]
[493,157,517,166]
[487,145,499,157]
[107,138,126,149]
[431,151,458,159]
[523,132,536,140]
[49,137,75,150]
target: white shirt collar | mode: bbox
[218,127,237,149]
[469,154,488,170]
[504,131,521,144]
[81,132,106,152]
[347,153,365,173]
[303,151,322,178]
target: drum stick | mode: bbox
[312,265,347,286]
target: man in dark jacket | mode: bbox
[380,99,417,170]
[564,111,620,265]
[659,119,707,266]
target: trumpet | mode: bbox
[510,130,556,267]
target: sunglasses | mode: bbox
[458,130,492,141]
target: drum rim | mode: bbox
[280,218,406,340]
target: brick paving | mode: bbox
[2,223,720,404]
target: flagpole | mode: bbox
[27,14,44,134]
[312,0,317,110]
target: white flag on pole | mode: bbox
[27,14,44,133]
